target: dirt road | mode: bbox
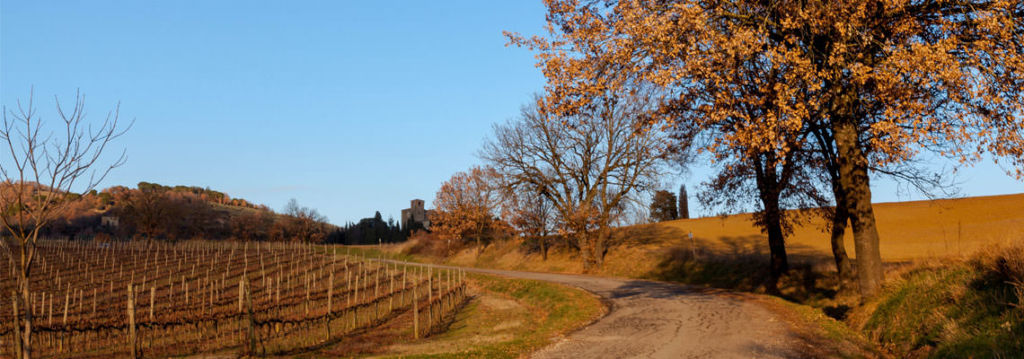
[427,265,804,359]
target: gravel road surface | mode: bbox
[422,264,803,359]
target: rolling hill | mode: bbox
[442,193,1024,279]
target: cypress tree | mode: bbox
[678,185,689,219]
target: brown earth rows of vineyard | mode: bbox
[0,240,468,358]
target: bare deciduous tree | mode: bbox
[482,92,665,270]
[0,90,129,359]
[283,198,330,243]
[500,182,556,260]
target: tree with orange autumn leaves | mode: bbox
[507,0,1024,297]
[430,166,510,256]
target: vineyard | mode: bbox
[0,239,468,358]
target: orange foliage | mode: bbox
[509,0,1024,173]
[508,0,1024,296]
[430,166,508,254]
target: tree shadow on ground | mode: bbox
[620,224,845,306]
[606,279,729,300]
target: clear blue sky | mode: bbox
[2,1,1021,225]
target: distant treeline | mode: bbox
[326,211,409,245]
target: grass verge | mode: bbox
[850,253,1024,358]
[759,296,884,358]
[379,273,605,358]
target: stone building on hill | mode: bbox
[401,199,432,231]
[101,215,120,228]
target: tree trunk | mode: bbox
[20,279,32,359]
[539,235,548,261]
[824,151,856,287]
[475,223,485,257]
[762,196,788,293]
[593,225,613,270]
[12,293,22,359]
[833,118,884,298]
[753,155,789,293]
[18,244,33,359]
[578,231,593,271]
[829,200,855,284]
[592,234,605,270]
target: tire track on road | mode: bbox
[404,262,805,358]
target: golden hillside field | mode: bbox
[445,193,1024,279]
[657,192,1024,261]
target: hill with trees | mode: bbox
[20,181,336,242]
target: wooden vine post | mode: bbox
[245,277,257,357]
[427,270,433,331]
[128,284,137,359]
[238,279,245,313]
[63,287,70,325]
[412,275,419,340]
[388,267,394,313]
[353,273,360,328]
[374,266,380,322]
[326,270,333,341]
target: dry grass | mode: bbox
[846,240,1024,358]
[971,239,1024,301]
[428,194,1024,293]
